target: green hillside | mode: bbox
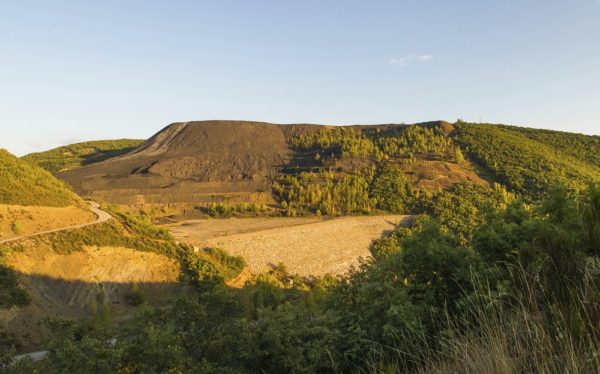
[506,125,600,168]
[453,122,600,198]
[0,149,82,207]
[22,139,144,173]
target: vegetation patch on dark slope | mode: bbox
[0,149,82,207]
[370,163,417,213]
[453,122,600,198]
[275,123,457,216]
[22,139,144,173]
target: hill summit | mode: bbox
[58,121,322,206]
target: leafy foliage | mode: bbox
[370,163,417,213]
[181,247,246,289]
[276,171,375,215]
[0,149,81,207]
[429,182,513,243]
[22,139,144,173]
[15,184,600,372]
[0,245,30,309]
[453,122,600,198]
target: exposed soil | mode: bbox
[166,215,410,277]
[7,245,180,285]
[58,121,320,206]
[403,156,491,191]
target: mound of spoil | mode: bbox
[58,121,322,205]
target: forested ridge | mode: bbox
[501,124,600,168]
[453,122,600,198]
[273,120,600,217]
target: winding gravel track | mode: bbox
[0,201,112,244]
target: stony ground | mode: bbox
[166,215,409,276]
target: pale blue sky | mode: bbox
[1,1,599,156]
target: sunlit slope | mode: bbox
[22,139,144,173]
[501,125,600,168]
[453,122,600,198]
[0,149,83,207]
[0,204,247,351]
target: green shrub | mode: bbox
[0,264,30,308]
[181,247,246,290]
[429,182,512,243]
[10,221,23,235]
[370,164,416,213]
[125,283,146,307]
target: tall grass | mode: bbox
[359,260,600,373]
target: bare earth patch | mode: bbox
[167,215,409,276]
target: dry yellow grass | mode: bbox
[0,204,95,240]
[167,215,409,276]
[7,245,180,284]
